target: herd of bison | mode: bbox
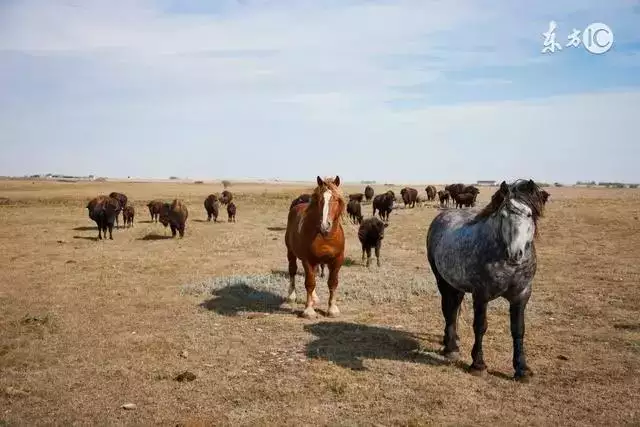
[85,184,550,252]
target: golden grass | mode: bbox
[1,180,640,426]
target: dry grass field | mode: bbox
[1,180,640,426]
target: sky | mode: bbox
[1,0,639,184]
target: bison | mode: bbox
[437,190,450,207]
[349,193,364,203]
[453,192,475,208]
[86,195,120,240]
[159,199,189,238]
[147,200,163,223]
[204,194,220,222]
[346,199,363,224]
[400,187,418,208]
[227,202,236,222]
[290,193,311,210]
[108,192,128,228]
[462,185,480,203]
[445,183,465,202]
[220,190,233,205]
[122,205,135,228]
[358,217,388,267]
[425,185,437,201]
[372,191,395,221]
[364,185,374,202]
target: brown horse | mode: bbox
[285,175,346,319]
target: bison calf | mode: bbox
[159,199,189,238]
[358,217,388,267]
[227,202,236,222]
[437,190,450,207]
[346,199,363,224]
[87,195,120,240]
[122,205,135,228]
[147,200,163,222]
[454,192,475,208]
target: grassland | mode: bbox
[1,180,639,426]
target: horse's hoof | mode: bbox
[286,295,297,304]
[443,351,459,361]
[468,366,487,377]
[301,307,317,319]
[327,305,340,317]
[514,368,534,383]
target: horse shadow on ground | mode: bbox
[137,234,174,241]
[199,283,293,316]
[73,235,99,241]
[267,226,286,231]
[73,226,96,231]
[303,321,514,380]
[193,219,215,223]
[137,220,156,224]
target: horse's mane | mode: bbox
[472,179,545,236]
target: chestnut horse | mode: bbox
[285,176,346,319]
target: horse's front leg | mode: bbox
[301,261,318,319]
[510,297,533,382]
[326,256,343,317]
[469,294,488,375]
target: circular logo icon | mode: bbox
[582,22,614,54]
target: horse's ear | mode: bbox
[317,176,324,186]
[383,222,389,228]
[499,181,509,194]
[334,176,340,187]
[527,179,536,190]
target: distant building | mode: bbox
[477,180,496,186]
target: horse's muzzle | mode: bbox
[507,248,525,265]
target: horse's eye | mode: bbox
[527,212,532,218]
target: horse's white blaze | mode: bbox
[321,190,332,231]
[502,199,534,261]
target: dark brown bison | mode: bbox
[86,195,120,240]
[227,202,236,222]
[541,190,550,205]
[349,193,364,203]
[372,191,395,221]
[445,183,465,202]
[147,200,163,222]
[122,205,135,228]
[358,216,388,267]
[453,192,475,208]
[437,190,450,207]
[108,192,128,228]
[425,185,437,201]
[290,193,311,210]
[462,185,480,203]
[159,199,188,237]
[364,185,374,202]
[204,194,220,222]
[220,190,233,205]
[400,187,418,208]
[346,199,363,224]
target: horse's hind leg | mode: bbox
[286,251,297,303]
[469,294,489,375]
[510,295,533,381]
[326,257,343,317]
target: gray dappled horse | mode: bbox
[426,179,545,381]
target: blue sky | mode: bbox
[1,0,639,184]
